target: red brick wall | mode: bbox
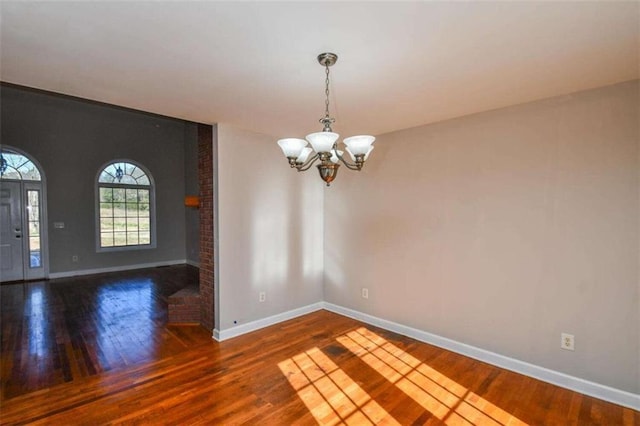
[168,286,201,324]
[198,124,215,331]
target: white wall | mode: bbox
[216,124,324,330]
[324,80,639,394]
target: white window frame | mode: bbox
[95,159,157,252]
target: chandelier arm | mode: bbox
[335,149,363,171]
[295,153,320,172]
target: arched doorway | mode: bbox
[0,146,48,281]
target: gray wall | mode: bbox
[1,84,197,274]
[325,80,639,394]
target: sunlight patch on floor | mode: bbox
[278,347,401,425]
[337,328,528,426]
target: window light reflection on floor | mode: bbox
[337,328,528,426]
[278,347,401,425]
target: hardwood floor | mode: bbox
[1,266,638,425]
[1,265,203,400]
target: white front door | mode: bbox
[0,181,24,281]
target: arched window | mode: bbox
[96,160,155,251]
[0,151,42,181]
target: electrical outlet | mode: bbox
[561,333,575,351]
[259,292,266,302]
[72,255,78,262]
[361,288,369,299]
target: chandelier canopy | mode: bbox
[277,53,375,186]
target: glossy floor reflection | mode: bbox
[0,265,207,400]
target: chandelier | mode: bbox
[277,53,375,186]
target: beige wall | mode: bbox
[216,124,324,330]
[324,80,639,393]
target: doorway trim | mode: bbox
[0,145,49,281]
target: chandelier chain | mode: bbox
[324,64,331,119]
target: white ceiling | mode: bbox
[1,2,638,138]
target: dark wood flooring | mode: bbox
[1,265,638,425]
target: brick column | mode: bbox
[198,124,214,331]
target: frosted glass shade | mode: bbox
[296,147,313,163]
[306,132,339,153]
[277,138,308,158]
[343,135,375,156]
[330,149,344,164]
[346,145,374,161]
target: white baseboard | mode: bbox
[322,302,640,411]
[186,259,200,268]
[213,302,324,342]
[48,259,188,279]
[213,328,221,341]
